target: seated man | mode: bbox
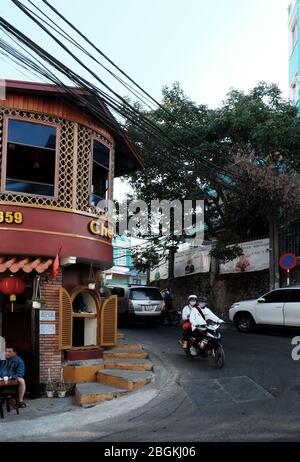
[4,346,26,408]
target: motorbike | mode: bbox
[183,321,225,369]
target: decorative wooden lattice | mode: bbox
[0,108,113,214]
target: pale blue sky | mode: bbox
[0,0,291,108]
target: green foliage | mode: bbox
[123,81,300,264]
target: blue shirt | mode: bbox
[0,355,25,378]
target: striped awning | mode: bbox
[0,257,53,273]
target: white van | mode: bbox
[107,285,164,326]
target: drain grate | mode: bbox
[181,376,274,406]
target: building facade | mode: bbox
[289,0,300,106]
[104,236,147,286]
[0,80,142,396]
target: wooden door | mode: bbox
[59,288,73,350]
[99,295,117,347]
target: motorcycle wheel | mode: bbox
[213,345,225,369]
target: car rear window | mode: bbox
[129,288,163,301]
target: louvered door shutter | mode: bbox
[95,292,102,346]
[59,287,73,350]
[100,295,117,347]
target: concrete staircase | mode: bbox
[70,336,154,406]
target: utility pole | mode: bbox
[168,246,176,280]
[269,217,280,290]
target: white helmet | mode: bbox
[188,295,198,302]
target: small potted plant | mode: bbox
[46,368,54,398]
[57,368,66,398]
[31,276,46,308]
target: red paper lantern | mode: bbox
[0,276,25,295]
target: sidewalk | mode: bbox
[0,335,177,441]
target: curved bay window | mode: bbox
[90,139,110,207]
[3,118,58,197]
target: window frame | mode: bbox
[289,15,298,56]
[89,136,112,207]
[2,115,61,200]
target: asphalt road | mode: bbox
[88,322,300,442]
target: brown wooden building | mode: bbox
[0,80,142,396]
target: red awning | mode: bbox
[0,257,53,273]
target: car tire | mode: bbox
[235,313,256,333]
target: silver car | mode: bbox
[107,285,165,326]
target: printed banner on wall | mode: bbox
[219,238,270,274]
[174,247,211,278]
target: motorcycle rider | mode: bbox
[189,295,223,354]
[180,294,198,349]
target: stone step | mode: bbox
[103,358,154,371]
[63,359,104,383]
[63,359,104,366]
[75,382,128,406]
[97,368,154,391]
[103,350,149,360]
[112,342,143,351]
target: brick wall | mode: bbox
[39,269,63,382]
[153,270,270,320]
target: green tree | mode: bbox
[123,82,300,269]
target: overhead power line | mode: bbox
[1,1,244,191]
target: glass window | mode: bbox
[129,288,163,301]
[114,248,127,267]
[90,140,110,206]
[5,119,57,196]
[263,290,289,304]
[287,290,300,303]
[8,120,56,148]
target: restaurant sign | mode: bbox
[0,211,23,224]
[89,219,113,239]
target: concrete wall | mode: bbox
[152,270,269,320]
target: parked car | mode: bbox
[106,285,165,326]
[229,287,300,332]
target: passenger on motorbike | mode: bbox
[180,294,198,349]
[189,296,223,352]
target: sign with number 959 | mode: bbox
[0,211,23,224]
